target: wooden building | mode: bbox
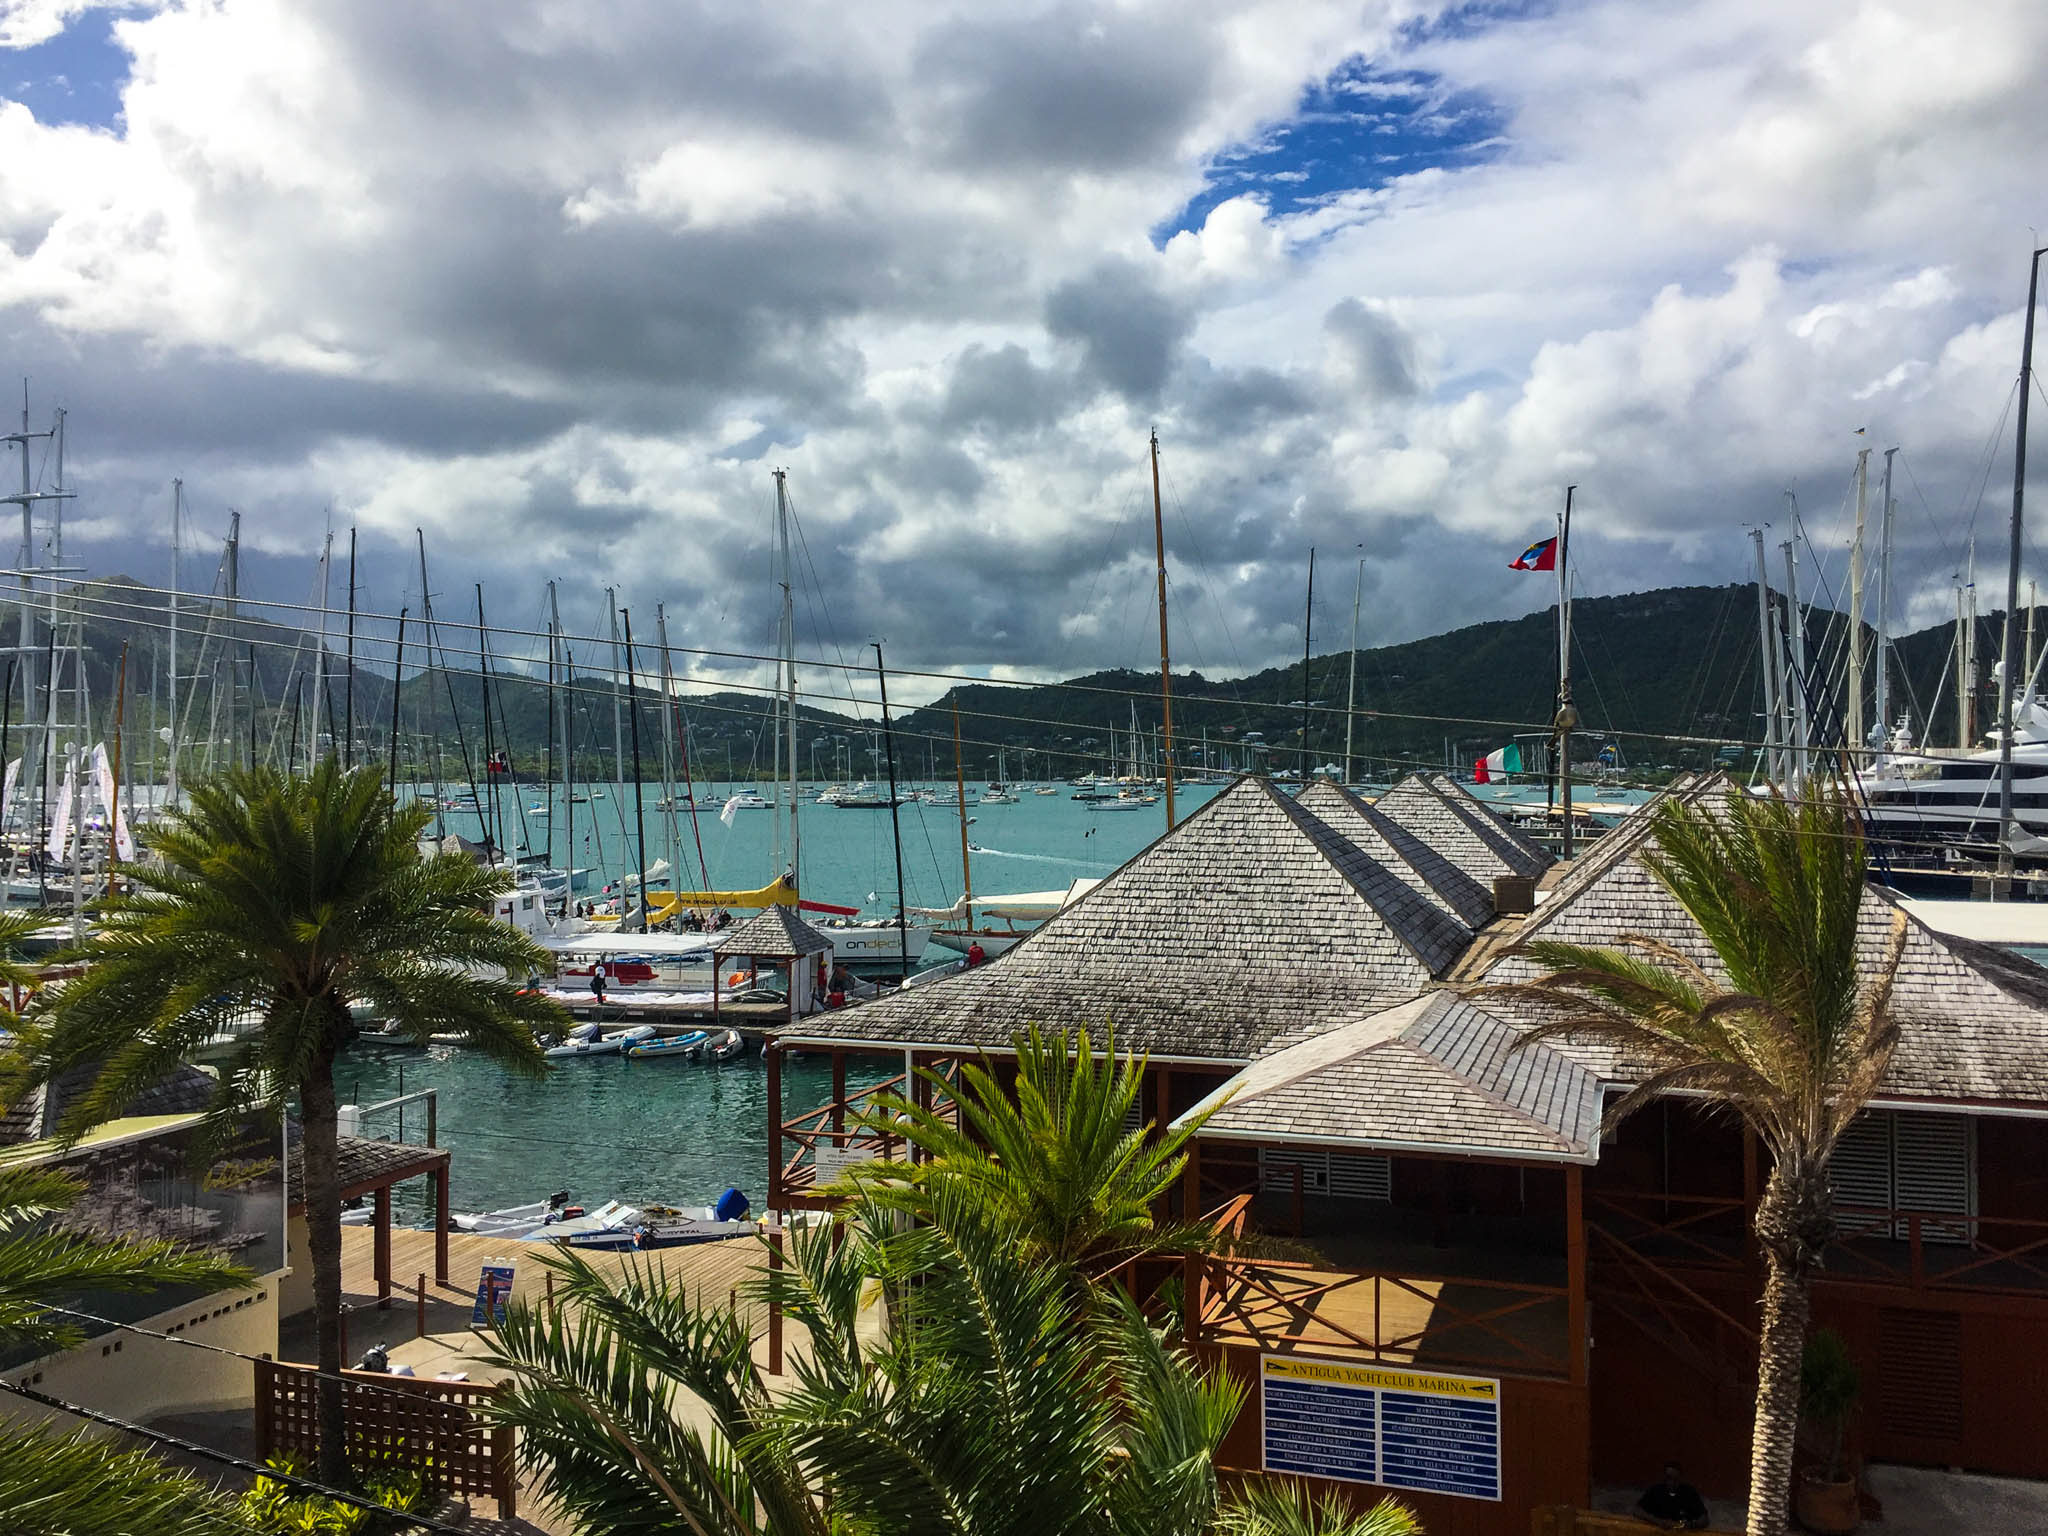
[768,771,2048,1532]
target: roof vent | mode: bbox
[1492,874,1536,917]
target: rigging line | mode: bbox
[0,1379,477,1535]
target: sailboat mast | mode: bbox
[552,582,574,884]
[1301,547,1315,780]
[622,609,651,932]
[167,479,182,802]
[875,642,908,978]
[314,529,332,766]
[1556,486,1578,858]
[1148,430,1177,829]
[775,468,800,881]
[952,700,972,932]
[1849,446,1870,756]
[1345,548,1363,787]
[1781,538,1809,787]
[1877,447,1898,754]
[608,589,625,803]
[1997,244,2048,880]
[1753,529,1781,786]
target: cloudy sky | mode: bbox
[0,0,2043,703]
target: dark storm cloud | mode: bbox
[1179,360,1316,435]
[933,344,1073,437]
[1045,259,1194,403]
[916,6,1217,173]
[1323,297,1420,399]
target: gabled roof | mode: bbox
[1465,782,2048,1107]
[781,776,1459,1061]
[0,1062,219,1147]
[1372,774,1552,885]
[1298,780,1495,928]
[715,905,834,959]
[1176,992,1599,1163]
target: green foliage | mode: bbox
[237,1454,427,1535]
[0,1420,259,1536]
[1216,1478,1420,1536]
[844,1024,1214,1272]
[484,1029,1412,1536]
[1800,1328,1861,1483]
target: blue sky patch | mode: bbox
[1165,55,1508,243]
[3,8,132,132]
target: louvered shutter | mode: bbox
[1833,1114,1894,1234]
[1329,1153,1392,1201]
[1893,1113,1974,1245]
[1260,1147,1330,1195]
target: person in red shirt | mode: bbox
[965,941,987,968]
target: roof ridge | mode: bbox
[1272,784,1473,973]
[1422,774,1553,874]
[1305,780,1496,926]
[1402,997,1579,1149]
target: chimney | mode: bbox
[1492,874,1537,917]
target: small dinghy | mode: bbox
[543,1022,656,1059]
[561,1188,757,1251]
[623,1030,708,1060]
[698,1027,747,1063]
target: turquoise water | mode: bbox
[413,779,1228,913]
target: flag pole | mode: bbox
[1556,486,1578,859]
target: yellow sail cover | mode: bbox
[643,875,799,925]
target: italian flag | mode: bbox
[1473,744,1524,783]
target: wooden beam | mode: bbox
[766,1041,784,1207]
[374,1184,393,1308]
[1566,1164,1588,1389]
[434,1167,451,1286]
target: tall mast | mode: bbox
[551,582,573,886]
[1877,447,1898,756]
[1556,487,1578,856]
[1300,547,1314,780]
[1752,530,1781,786]
[1148,430,1177,829]
[167,479,182,802]
[608,589,625,803]
[774,468,800,881]
[344,527,356,769]
[224,510,241,768]
[1345,548,1363,787]
[545,582,558,876]
[874,642,908,979]
[313,528,332,766]
[1957,581,1971,751]
[1997,245,2048,881]
[952,700,972,933]
[1848,445,1870,757]
[1781,537,1809,787]
[622,609,651,932]
[475,586,498,859]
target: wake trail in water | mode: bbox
[967,844,1108,870]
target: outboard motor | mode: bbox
[713,1186,751,1223]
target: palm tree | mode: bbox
[1493,782,1906,1536]
[12,758,569,1485]
[846,1024,1213,1273]
[0,1162,259,1536]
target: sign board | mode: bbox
[1261,1355,1500,1502]
[471,1262,515,1327]
[812,1143,884,1183]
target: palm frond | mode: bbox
[0,1420,259,1536]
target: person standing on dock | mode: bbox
[590,959,608,1005]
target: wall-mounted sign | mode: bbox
[1261,1355,1501,1502]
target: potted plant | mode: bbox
[1795,1328,1862,1533]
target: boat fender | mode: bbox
[713,1186,751,1222]
[729,971,746,987]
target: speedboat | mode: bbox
[723,790,772,813]
[623,1030,709,1060]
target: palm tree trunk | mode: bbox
[1746,1162,1829,1536]
[299,1053,351,1489]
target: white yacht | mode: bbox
[1858,701,2048,865]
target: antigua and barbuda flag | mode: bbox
[1510,536,1558,571]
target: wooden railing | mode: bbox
[776,1070,911,1198]
[254,1358,516,1518]
[1188,1254,1571,1379]
[1587,1188,2048,1298]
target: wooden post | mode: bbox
[434,1164,451,1286]
[1184,1251,1203,1348]
[374,1185,393,1307]
[545,1272,556,1325]
[766,1041,784,1206]
[1155,1066,1171,1135]
[768,1227,785,1375]
[831,1049,847,1148]
[1183,1137,1202,1224]
[1566,1165,1588,1387]
[416,1273,427,1339]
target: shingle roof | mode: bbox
[1372,774,1552,885]
[782,776,1455,1061]
[1178,992,1599,1163]
[288,1133,450,1211]
[714,905,834,959]
[1466,779,2048,1106]
[1425,774,1557,877]
[0,1062,220,1147]
[1298,780,1496,927]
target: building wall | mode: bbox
[278,1213,313,1318]
[2,1279,280,1429]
